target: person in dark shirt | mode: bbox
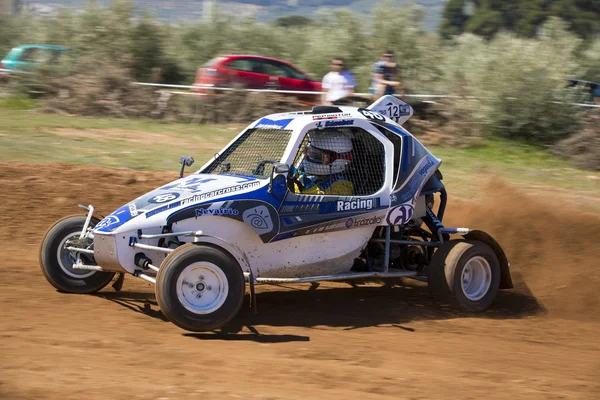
[593,83,600,106]
[372,50,402,98]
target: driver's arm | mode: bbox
[291,167,313,194]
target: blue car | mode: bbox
[0,44,67,76]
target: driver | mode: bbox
[293,130,354,196]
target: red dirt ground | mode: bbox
[1,163,599,399]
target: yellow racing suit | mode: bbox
[292,172,354,196]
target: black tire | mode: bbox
[39,215,116,294]
[155,243,245,332]
[427,240,500,312]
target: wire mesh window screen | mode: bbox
[204,129,292,178]
[293,127,386,196]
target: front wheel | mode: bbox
[155,243,245,332]
[427,240,500,312]
[39,215,116,294]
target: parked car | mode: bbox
[193,55,322,103]
[0,44,68,78]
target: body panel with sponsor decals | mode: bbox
[91,96,443,277]
[94,173,263,233]
[40,96,514,333]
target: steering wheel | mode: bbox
[252,159,279,176]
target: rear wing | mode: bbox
[367,95,413,125]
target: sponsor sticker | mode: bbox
[346,216,382,228]
[336,198,375,212]
[128,202,138,217]
[320,198,379,214]
[242,205,274,235]
[149,192,180,204]
[312,113,351,120]
[255,117,293,130]
[418,157,436,176]
[358,108,385,121]
[180,181,261,205]
[316,119,354,128]
[386,203,414,225]
[95,215,119,230]
[195,208,239,216]
[378,101,411,123]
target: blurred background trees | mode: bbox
[440,0,600,39]
[0,0,598,152]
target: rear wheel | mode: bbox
[39,215,116,294]
[427,240,500,312]
[155,244,245,332]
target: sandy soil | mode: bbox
[1,163,599,399]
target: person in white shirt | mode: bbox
[321,58,350,105]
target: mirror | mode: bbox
[273,162,290,174]
[268,162,290,195]
[179,156,195,178]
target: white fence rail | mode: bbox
[133,81,471,98]
[132,82,600,108]
[2,72,598,108]
[0,68,32,75]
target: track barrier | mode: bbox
[132,82,600,108]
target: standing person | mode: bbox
[341,64,356,97]
[593,82,600,106]
[321,57,350,106]
[369,55,385,95]
[370,50,402,98]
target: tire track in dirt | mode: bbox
[1,163,600,399]
[2,163,598,319]
[445,178,600,320]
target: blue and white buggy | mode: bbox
[39,95,514,332]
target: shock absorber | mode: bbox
[424,205,448,243]
[134,253,153,270]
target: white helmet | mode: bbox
[303,130,353,175]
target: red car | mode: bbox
[193,55,322,103]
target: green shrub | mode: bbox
[2,1,595,151]
[0,97,38,110]
[440,18,587,143]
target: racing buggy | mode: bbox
[39,95,513,332]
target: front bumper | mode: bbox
[94,232,126,272]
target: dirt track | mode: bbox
[1,163,599,399]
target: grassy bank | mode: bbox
[1,108,598,211]
[0,108,243,170]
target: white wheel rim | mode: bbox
[57,231,96,279]
[461,256,492,301]
[176,262,229,315]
